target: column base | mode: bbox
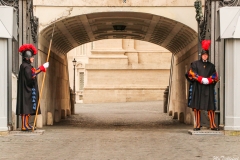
[224,126,240,131]
[224,130,240,136]
[225,116,240,131]
[0,130,9,136]
[0,117,7,131]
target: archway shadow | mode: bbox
[48,101,192,133]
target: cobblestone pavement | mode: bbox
[1,101,240,160]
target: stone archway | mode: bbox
[39,12,197,55]
[36,11,198,126]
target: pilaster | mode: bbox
[224,39,240,130]
[0,39,8,131]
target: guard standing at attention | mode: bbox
[186,40,219,131]
[16,44,49,131]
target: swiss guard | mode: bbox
[16,44,49,131]
[186,40,219,131]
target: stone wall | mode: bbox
[33,0,204,7]
[80,39,171,103]
[34,1,199,125]
[37,36,71,127]
[168,42,198,125]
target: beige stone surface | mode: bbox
[93,39,123,49]
[47,112,53,125]
[61,109,66,119]
[125,52,138,64]
[54,110,60,123]
[35,7,197,33]
[11,74,17,130]
[4,101,240,160]
[37,115,43,128]
[168,44,198,125]
[86,70,169,87]
[83,89,165,103]
[34,1,199,127]
[70,39,172,103]
[88,57,128,65]
[36,41,71,127]
[33,0,202,7]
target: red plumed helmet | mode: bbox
[19,44,37,55]
[201,40,211,51]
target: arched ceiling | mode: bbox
[41,12,197,55]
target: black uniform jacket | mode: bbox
[186,60,217,111]
[16,59,41,115]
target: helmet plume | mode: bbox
[19,44,37,55]
[201,40,211,51]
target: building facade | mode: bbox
[2,0,240,132]
[67,39,171,103]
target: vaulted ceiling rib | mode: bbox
[41,12,197,55]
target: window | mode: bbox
[185,65,188,100]
[79,95,83,100]
[12,40,19,76]
[79,72,84,90]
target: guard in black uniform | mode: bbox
[16,44,49,131]
[186,40,219,131]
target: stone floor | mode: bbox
[0,101,240,160]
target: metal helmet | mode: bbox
[201,40,210,54]
[201,49,209,56]
[19,44,37,59]
[22,50,34,58]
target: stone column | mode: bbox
[225,39,240,130]
[0,39,8,131]
[0,6,17,131]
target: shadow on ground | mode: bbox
[49,101,192,130]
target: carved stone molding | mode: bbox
[27,0,38,43]
[220,0,240,7]
[0,0,19,26]
[199,0,211,41]
[0,0,18,8]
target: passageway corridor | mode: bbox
[1,101,240,159]
[58,101,188,129]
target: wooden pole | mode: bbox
[32,24,55,131]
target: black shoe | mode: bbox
[193,128,200,131]
[211,128,219,131]
[21,128,29,131]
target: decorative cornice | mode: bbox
[194,0,211,41]
[28,0,38,43]
[0,0,18,8]
[199,0,211,41]
[220,0,240,7]
[0,0,19,26]
[76,62,83,68]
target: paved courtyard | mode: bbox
[0,101,240,160]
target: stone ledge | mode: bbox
[188,130,224,135]
[85,64,170,69]
[89,56,127,59]
[91,50,125,55]
[0,131,9,136]
[91,50,170,53]
[84,87,166,90]
[9,130,45,136]
[224,131,240,136]
[33,1,198,7]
